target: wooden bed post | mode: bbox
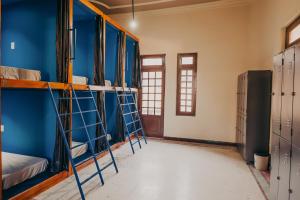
[68,0,74,175]
[122,32,126,88]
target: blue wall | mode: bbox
[125,37,136,87]
[1,0,57,82]
[2,90,57,162]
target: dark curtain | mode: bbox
[52,0,70,173]
[132,42,142,88]
[114,31,125,87]
[94,15,107,152]
[115,31,126,142]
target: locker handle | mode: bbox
[69,28,76,60]
[281,92,285,96]
[277,176,280,180]
[289,189,293,194]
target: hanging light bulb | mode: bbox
[130,0,137,29]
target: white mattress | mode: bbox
[73,75,88,85]
[2,152,48,190]
[105,80,111,87]
[0,66,41,81]
[72,141,88,159]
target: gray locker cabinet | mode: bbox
[272,53,283,136]
[293,46,300,147]
[278,138,291,200]
[281,47,295,142]
[290,145,300,200]
[270,134,281,200]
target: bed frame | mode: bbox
[0,0,140,199]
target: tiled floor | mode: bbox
[35,139,265,200]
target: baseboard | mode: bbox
[163,136,237,147]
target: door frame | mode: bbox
[139,54,166,138]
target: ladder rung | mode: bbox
[90,134,107,142]
[126,119,140,126]
[132,140,140,145]
[133,128,143,133]
[100,161,114,172]
[74,148,109,168]
[60,109,97,116]
[80,171,100,186]
[57,97,93,100]
[124,111,138,116]
[120,103,135,106]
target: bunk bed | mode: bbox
[0,0,141,199]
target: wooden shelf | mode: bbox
[0,79,139,92]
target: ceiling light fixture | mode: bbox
[130,0,137,29]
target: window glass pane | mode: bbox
[181,88,187,94]
[143,58,163,66]
[187,82,193,88]
[186,100,192,106]
[142,80,148,86]
[156,72,162,78]
[149,72,155,78]
[149,101,155,107]
[142,94,148,100]
[149,94,155,100]
[155,109,161,116]
[181,94,186,99]
[181,70,187,76]
[186,107,192,112]
[155,101,161,108]
[155,94,161,100]
[148,108,155,115]
[142,101,148,107]
[143,72,148,79]
[142,108,148,115]
[155,87,162,93]
[181,82,187,88]
[156,79,162,86]
[289,23,300,44]
[187,70,193,76]
[142,87,149,93]
[187,89,192,94]
[181,56,194,65]
[187,76,193,81]
[149,87,155,93]
[181,100,186,106]
[149,79,155,86]
[187,95,192,100]
[181,76,187,81]
[180,106,186,112]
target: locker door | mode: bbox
[281,47,295,142]
[272,54,283,135]
[293,46,300,147]
[290,145,300,200]
[270,134,280,200]
[278,138,291,200]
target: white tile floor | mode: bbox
[35,139,266,200]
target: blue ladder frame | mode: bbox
[116,88,147,154]
[48,84,118,200]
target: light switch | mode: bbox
[11,42,15,50]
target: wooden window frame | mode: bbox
[176,53,197,116]
[286,15,300,48]
[139,54,166,117]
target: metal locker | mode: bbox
[292,46,300,147]
[272,53,283,136]
[281,47,295,142]
[270,134,280,200]
[290,145,300,200]
[278,138,291,200]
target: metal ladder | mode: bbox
[116,88,147,154]
[48,84,118,200]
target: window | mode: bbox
[176,53,197,116]
[286,16,300,47]
[141,55,165,116]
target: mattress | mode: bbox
[72,141,88,158]
[2,152,48,190]
[105,80,111,87]
[73,75,88,85]
[0,66,41,81]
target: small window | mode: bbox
[142,58,163,66]
[176,53,197,116]
[286,16,300,47]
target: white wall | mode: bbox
[247,0,300,68]
[111,0,300,143]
